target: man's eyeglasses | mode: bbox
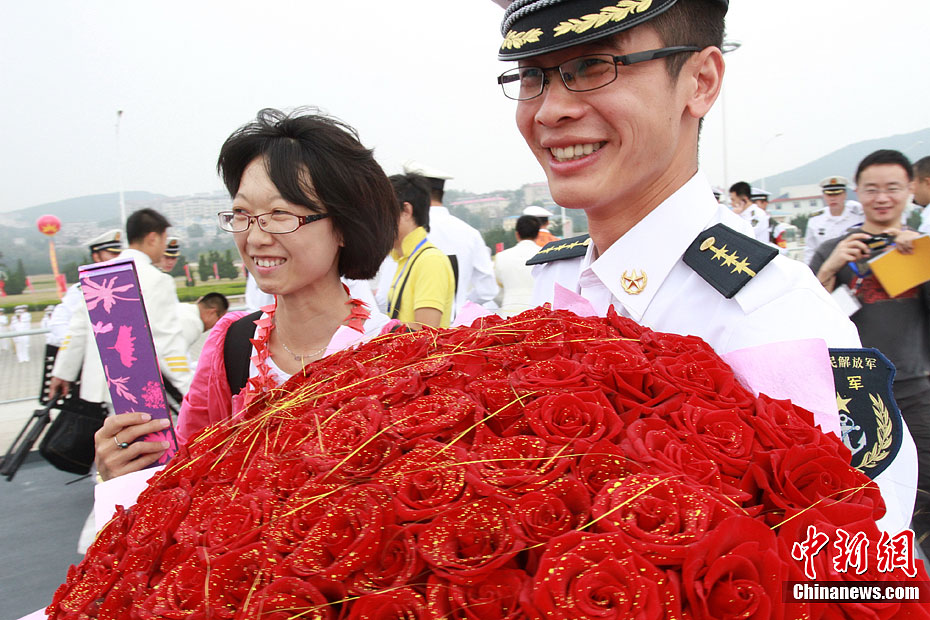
[217,210,330,234]
[859,186,908,198]
[497,46,701,101]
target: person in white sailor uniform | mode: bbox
[803,175,862,265]
[729,181,769,243]
[497,0,916,532]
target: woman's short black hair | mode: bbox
[217,108,399,280]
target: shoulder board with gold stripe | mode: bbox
[525,234,591,266]
[682,224,777,299]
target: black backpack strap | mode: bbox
[224,310,263,395]
[388,247,440,320]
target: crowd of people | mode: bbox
[10,2,929,608]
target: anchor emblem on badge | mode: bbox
[620,270,647,295]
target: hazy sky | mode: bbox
[1,0,928,212]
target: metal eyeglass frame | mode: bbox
[217,210,331,234]
[497,45,702,100]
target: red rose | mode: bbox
[97,571,149,619]
[47,554,120,618]
[377,441,472,521]
[575,340,651,398]
[750,394,838,452]
[465,379,529,436]
[264,481,345,554]
[348,524,424,595]
[605,305,644,338]
[465,432,571,498]
[345,587,428,619]
[509,356,592,395]
[140,547,211,618]
[572,438,645,496]
[751,444,885,527]
[427,569,530,619]
[682,516,788,620]
[284,484,394,580]
[240,576,337,620]
[530,530,681,620]
[200,489,276,553]
[515,478,591,549]
[646,333,753,409]
[522,390,622,449]
[417,497,523,584]
[667,402,758,480]
[361,367,426,407]
[622,418,746,500]
[591,473,740,567]
[386,387,477,447]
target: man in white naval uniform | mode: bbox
[803,176,862,265]
[50,209,193,406]
[729,181,769,244]
[47,230,124,349]
[400,161,498,316]
[497,0,915,531]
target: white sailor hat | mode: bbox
[402,160,453,193]
[14,304,27,312]
[164,237,180,258]
[523,205,554,218]
[87,229,123,254]
[750,188,770,201]
[820,176,850,195]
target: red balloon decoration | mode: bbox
[37,214,62,236]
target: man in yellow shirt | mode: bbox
[387,174,455,329]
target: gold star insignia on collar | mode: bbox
[620,269,647,295]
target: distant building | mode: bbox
[768,195,825,219]
[449,196,510,218]
[521,182,557,209]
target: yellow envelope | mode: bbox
[868,235,930,298]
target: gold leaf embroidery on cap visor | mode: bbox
[554,0,654,37]
[501,27,544,50]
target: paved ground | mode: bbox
[0,453,93,620]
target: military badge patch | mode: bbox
[829,348,903,479]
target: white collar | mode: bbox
[582,172,717,321]
[430,205,450,216]
[118,248,153,266]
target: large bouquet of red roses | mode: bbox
[48,308,928,619]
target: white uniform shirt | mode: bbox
[493,239,539,317]
[426,206,498,314]
[917,203,930,235]
[46,283,84,347]
[531,173,861,354]
[803,208,862,265]
[739,204,770,244]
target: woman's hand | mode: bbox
[892,229,920,254]
[94,412,171,481]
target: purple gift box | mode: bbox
[79,258,177,466]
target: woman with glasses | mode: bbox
[95,108,400,480]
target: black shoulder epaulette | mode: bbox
[525,234,591,266]
[682,223,777,299]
